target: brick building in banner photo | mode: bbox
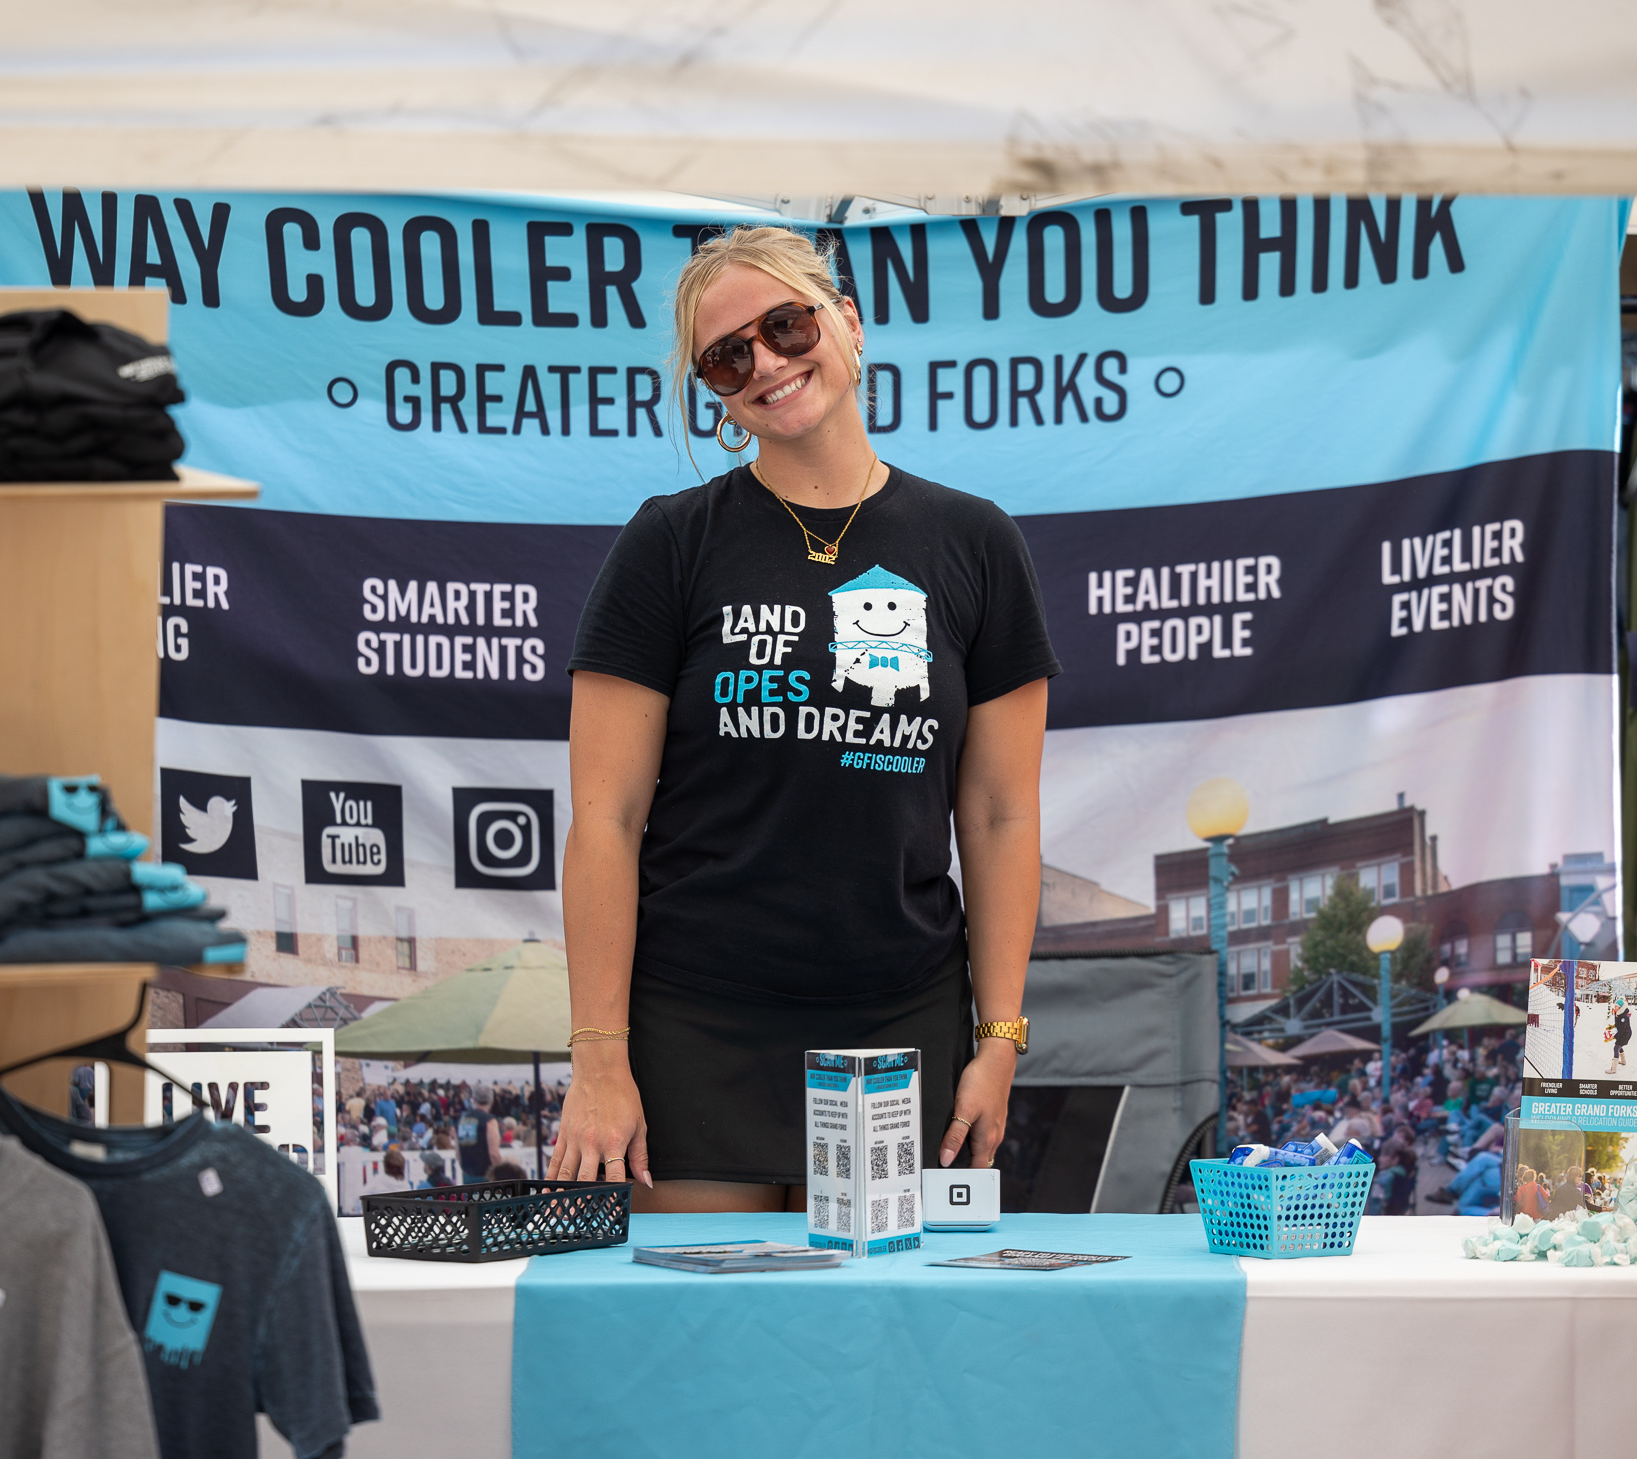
[1031,801,1612,1023]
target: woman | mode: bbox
[1513,1164,1549,1221]
[548,226,1058,1211]
[1548,1165,1588,1219]
[1608,995,1631,1074]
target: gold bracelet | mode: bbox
[568,1026,630,1046]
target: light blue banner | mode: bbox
[0,190,1623,523]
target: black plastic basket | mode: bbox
[361,1178,632,1262]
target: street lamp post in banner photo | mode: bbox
[1367,915,1406,1106]
[1433,964,1451,1055]
[1187,778,1248,1151]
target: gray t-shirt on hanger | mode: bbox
[0,1135,161,1459]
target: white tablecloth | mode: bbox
[1239,1216,1637,1459]
[259,1216,1637,1458]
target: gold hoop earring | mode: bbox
[853,347,864,387]
[716,415,753,453]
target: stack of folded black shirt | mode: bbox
[0,310,186,481]
[0,775,246,965]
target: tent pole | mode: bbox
[532,1050,545,1180]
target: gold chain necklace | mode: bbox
[752,454,877,565]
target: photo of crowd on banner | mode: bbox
[336,1073,568,1212]
[1222,1033,1531,1217]
[1215,954,1637,1221]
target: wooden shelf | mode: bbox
[0,287,257,1122]
[0,961,247,989]
[0,466,260,501]
[0,962,158,990]
[0,285,168,340]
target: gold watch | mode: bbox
[974,1017,1029,1054]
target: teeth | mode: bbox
[763,373,808,404]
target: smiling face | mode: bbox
[831,587,928,645]
[692,264,861,444]
[142,1270,223,1368]
[163,1291,207,1327]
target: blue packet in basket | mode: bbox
[1250,1141,1316,1167]
[1229,1144,1273,1166]
[1326,1138,1370,1165]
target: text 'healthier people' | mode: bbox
[1089,556,1280,666]
[1088,515,1523,667]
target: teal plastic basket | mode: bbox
[1190,1157,1374,1258]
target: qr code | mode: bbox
[870,1145,888,1182]
[811,1140,829,1177]
[837,1144,852,1179]
[897,1192,916,1229]
[896,1139,915,1176]
[812,1193,830,1230]
[870,1197,889,1234]
[837,1195,852,1233]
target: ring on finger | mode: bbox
[949,1116,972,1129]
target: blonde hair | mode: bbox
[669,226,858,439]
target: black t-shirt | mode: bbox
[569,464,1060,1001]
[0,1094,377,1459]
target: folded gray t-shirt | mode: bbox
[0,1098,378,1459]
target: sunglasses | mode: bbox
[695,302,822,397]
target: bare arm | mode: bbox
[940,677,1048,1168]
[548,670,668,1186]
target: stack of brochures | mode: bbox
[632,1241,847,1273]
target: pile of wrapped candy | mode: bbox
[1461,1211,1637,1266]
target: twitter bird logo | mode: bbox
[178,795,236,854]
[161,770,258,880]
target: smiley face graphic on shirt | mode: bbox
[142,1270,223,1369]
[828,566,933,706]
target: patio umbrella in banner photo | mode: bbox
[1286,1028,1380,1060]
[335,937,571,1175]
[1225,1031,1302,1069]
[1410,992,1528,1036]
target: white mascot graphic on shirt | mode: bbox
[829,565,933,706]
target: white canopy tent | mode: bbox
[5,0,1637,202]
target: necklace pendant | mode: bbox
[808,547,838,565]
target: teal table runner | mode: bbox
[513,1212,1245,1458]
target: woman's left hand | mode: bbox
[939,1038,1017,1168]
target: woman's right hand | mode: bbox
[546,1040,653,1187]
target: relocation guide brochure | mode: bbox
[1521,959,1637,1212]
[633,1242,846,1273]
[806,1047,922,1257]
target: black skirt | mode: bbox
[628,948,973,1184]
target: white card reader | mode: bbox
[921,1166,1001,1231]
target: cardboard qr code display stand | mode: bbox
[805,1047,922,1257]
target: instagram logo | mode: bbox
[451,788,555,890]
[468,802,540,877]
